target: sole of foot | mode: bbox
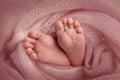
[23,30,71,66]
[55,18,85,66]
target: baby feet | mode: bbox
[55,18,85,66]
[23,30,70,66]
[23,18,85,67]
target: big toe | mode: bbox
[28,30,42,39]
[23,37,36,44]
[55,20,64,34]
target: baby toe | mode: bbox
[55,20,64,33]
[62,18,69,31]
[28,30,41,39]
[24,37,36,44]
[26,48,34,55]
[73,20,80,29]
[23,42,34,48]
[67,18,74,28]
[76,26,84,34]
[62,18,67,24]
[30,53,37,60]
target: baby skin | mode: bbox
[23,18,85,66]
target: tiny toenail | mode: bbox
[74,20,80,27]
[68,18,73,24]
[26,48,33,54]
[26,42,30,46]
[30,53,37,59]
[77,27,83,34]
[58,21,63,27]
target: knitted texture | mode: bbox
[0,0,120,80]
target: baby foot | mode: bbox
[55,18,85,66]
[23,30,70,66]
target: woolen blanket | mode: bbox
[0,0,120,80]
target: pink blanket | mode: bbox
[0,0,120,80]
